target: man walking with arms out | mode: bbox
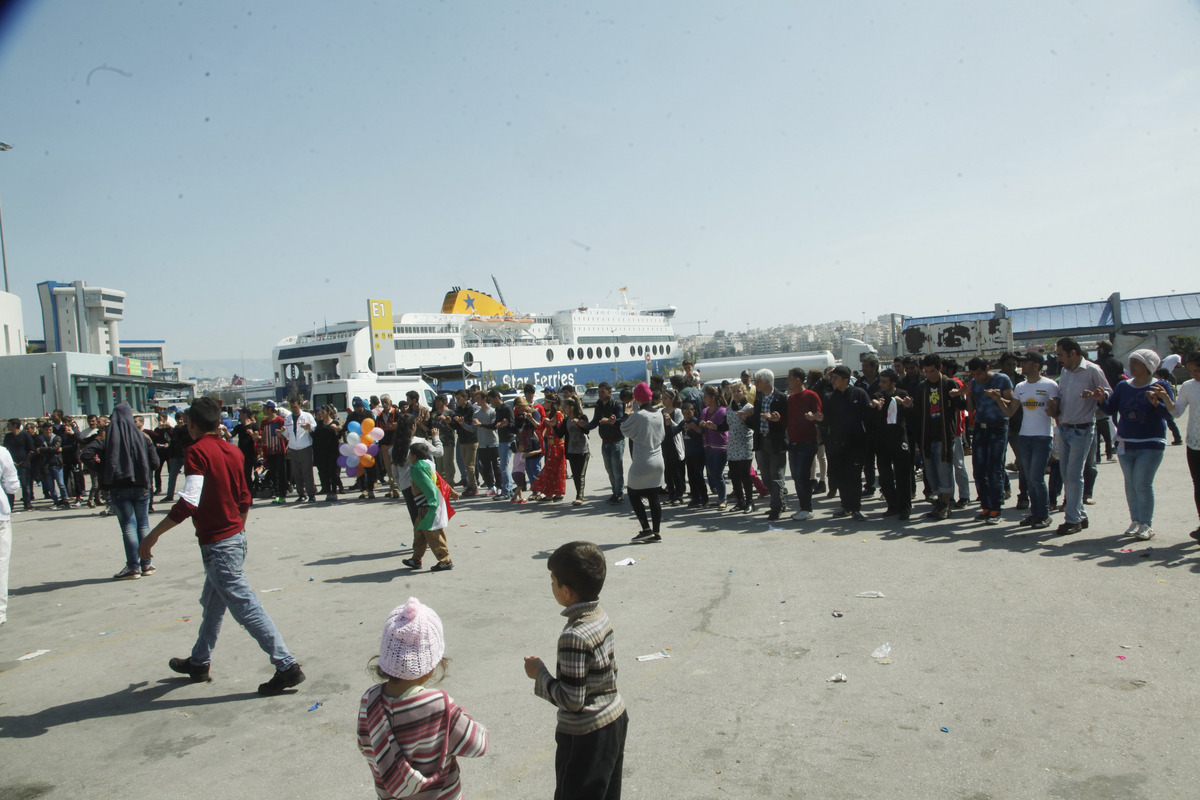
[139,397,306,695]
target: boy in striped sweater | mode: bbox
[524,541,628,800]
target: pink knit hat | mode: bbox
[379,597,445,680]
[633,382,653,404]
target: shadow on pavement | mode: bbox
[0,679,260,739]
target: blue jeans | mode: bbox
[498,441,514,496]
[601,441,625,497]
[925,442,955,496]
[16,462,33,507]
[41,466,67,503]
[1059,424,1094,524]
[1017,435,1052,520]
[788,442,818,511]
[972,424,1009,511]
[951,435,971,502]
[704,448,727,504]
[192,532,294,670]
[1118,447,1165,525]
[524,453,543,485]
[111,487,152,570]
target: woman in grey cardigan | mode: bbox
[621,382,666,542]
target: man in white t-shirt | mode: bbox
[997,351,1059,528]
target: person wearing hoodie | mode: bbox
[104,403,161,580]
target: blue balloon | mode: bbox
[348,421,362,435]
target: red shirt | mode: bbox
[168,432,253,546]
[787,389,822,444]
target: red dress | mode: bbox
[531,412,567,497]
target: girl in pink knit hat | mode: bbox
[358,598,489,799]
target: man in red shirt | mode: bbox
[140,397,306,696]
[785,367,822,521]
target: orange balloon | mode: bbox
[361,417,376,434]
[360,454,376,468]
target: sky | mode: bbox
[1,0,1198,375]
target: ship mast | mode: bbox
[491,275,509,309]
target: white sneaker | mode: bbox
[112,565,141,580]
[791,510,812,521]
[1132,524,1155,541]
[1124,522,1140,536]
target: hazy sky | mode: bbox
[1,1,1197,363]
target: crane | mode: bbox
[678,320,708,336]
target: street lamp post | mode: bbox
[0,141,12,293]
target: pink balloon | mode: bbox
[353,443,367,457]
[370,427,385,442]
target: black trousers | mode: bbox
[316,454,338,497]
[728,459,754,507]
[477,446,500,490]
[555,711,628,800]
[663,448,686,501]
[862,437,877,489]
[877,444,914,515]
[566,451,589,498]
[685,451,707,503]
[1188,446,1200,520]
[628,487,661,533]
[265,453,287,498]
[828,446,864,512]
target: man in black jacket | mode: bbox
[3,419,36,511]
[810,366,871,520]
[34,421,69,509]
[589,383,627,504]
[871,370,914,520]
[740,369,789,520]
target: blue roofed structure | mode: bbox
[904,292,1200,342]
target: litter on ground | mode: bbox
[18,650,50,661]
[614,558,637,566]
[637,651,671,662]
[826,673,848,682]
[855,591,885,598]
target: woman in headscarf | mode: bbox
[621,382,666,543]
[103,403,160,580]
[1096,349,1174,541]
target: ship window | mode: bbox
[546,348,554,363]
[613,346,620,357]
[567,348,574,360]
[463,351,474,366]
[652,345,659,355]
[604,346,611,358]
[637,345,644,355]
[587,347,594,359]
[665,345,671,354]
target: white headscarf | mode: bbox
[1128,348,1161,376]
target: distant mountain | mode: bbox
[177,358,274,381]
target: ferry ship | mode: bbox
[271,287,679,400]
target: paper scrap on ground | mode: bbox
[637,651,670,661]
[831,611,844,617]
[260,588,284,594]
[871,643,891,659]
[614,558,637,566]
[826,673,848,682]
[18,650,50,661]
[475,529,488,533]
[855,591,885,598]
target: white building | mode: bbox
[37,279,125,356]
[0,289,24,355]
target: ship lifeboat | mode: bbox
[466,314,536,333]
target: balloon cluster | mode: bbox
[337,417,384,479]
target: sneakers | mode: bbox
[1029,517,1051,529]
[716,503,727,511]
[258,663,306,696]
[113,565,141,580]
[791,510,813,521]
[169,657,211,682]
[954,498,970,509]
[1123,522,1141,536]
[1083,496,1096,505]
[141,564,156,576]
[631,530,661,543]
[830,508,851,519]
[815,481,827,494]
[924,504,950,521]
[1055,521,1083,535]
[1016,495,1030,510]
[401,557,422,569]
[850,511,867,522]
[430,559,455,572]
[1131,524,1155,541]
[974,510,991,522]
[1189,527,1200,542]
[984,511,1001,526]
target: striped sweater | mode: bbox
[534,601,627,736]
[357,685,488,800]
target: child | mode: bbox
[524,541,628,800]
[359,598,488,799]
[402,442,454,572]
[512,444,528,503]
